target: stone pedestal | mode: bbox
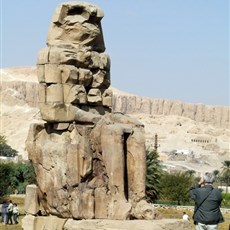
[22,216,193,230]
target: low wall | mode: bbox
[154,204,230,214]
[22,215,193,230]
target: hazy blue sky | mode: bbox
[0,1,229,106]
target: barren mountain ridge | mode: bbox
[1,66,229,174]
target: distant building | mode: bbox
[191,136,213,144]
[0,156,18,162]
[175,150,193,155]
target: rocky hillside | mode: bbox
[1,66,229,174]
[113,92,229,128]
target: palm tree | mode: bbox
[213,170,220,176]
[0,135,7,145]
[185,169,196,177]
[146,149,163,202]
[212,170,221,185]
[221,160,230,193]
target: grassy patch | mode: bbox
[1,195,26,215]
[1,196,229,229]
[155,206,230,230]
[0,216,23,230]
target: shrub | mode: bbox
[0,162,36,196]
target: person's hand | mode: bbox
[198,177,204,185]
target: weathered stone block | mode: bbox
[132,200,156,220]
[44,64,61,83]
[87,89,102,104]
[78,68,93,86]
[101,125,126,195]
[37,65,45,83]
[40,104,76,122]
[126,126,146,202]
[24,184,40,215]
[102,97,112,107]
[81,105,111,115]
[63,84,87,104]
[107,196,132,220]
[94,187,108,219]
[91,69,108,88]
[100,53,111,70]
[102,89,113,107]
[60,65,79,84]
[63,218,193,230]
[21,214,36,230]
[49,47,62,64]
[38,83,46,105]
[47,2,105,52]
[46,84,63,103]
[89,52,110,69]
[70,186,95,219]
[22,215,66,230]
[37,47,50,64]
[75,50,91,67]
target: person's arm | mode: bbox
[190,177,204,200]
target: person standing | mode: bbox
[1,200,8,224]
[12,203,19,224]
[190,172,224,230]
[6,200,13,225]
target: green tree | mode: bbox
[212,169,221,184]
[12,162,36,193]
[146,149,163,202]
[213,170,220,176]
[0,162,36,196]
[0,162,15,196]
[0,135,18,157]
[185,169,196,177]
[159,172,193,205]
[221,160,230,193]
[0,135,7,145]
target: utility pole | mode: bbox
[154,133,158,152]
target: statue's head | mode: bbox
[47,2,105,52]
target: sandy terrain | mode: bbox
[1,66,229,175]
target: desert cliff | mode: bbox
[1,66,229,173]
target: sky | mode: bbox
[0,0,229,106]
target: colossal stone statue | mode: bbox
[37,1,112,124]
[24,2,156,226]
